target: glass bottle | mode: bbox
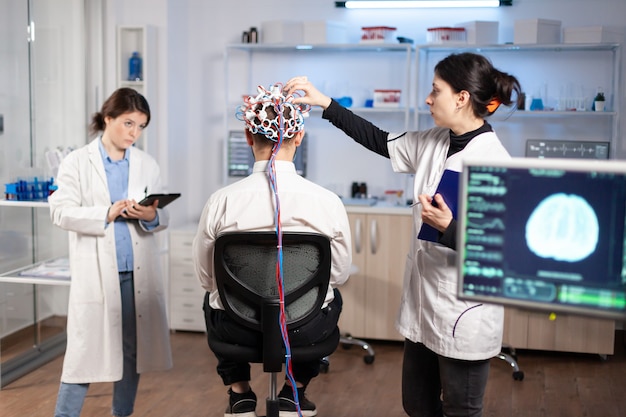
[128,51,142,81]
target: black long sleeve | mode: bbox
[438,123,493,250]
[322,99,391,158]
[438,219,457,250]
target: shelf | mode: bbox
[116,25,157,153]
[327,106,414,114]
[227,42,414,53]
[0,200,49,208]
[224,41,415,184]
[416,109,617,117]
[0,257,70,286]
[415,42,621,158]
[417,43,620,53]
[118,80,145,88]
[0,275,70,286]
[229,103,414,114]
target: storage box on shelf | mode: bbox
[563,25,624,44]
[514,18,561,44]
[261,20,303,44]
[427,27,466,44]
[373,89,401,108]
[169,226,205,332]
[456,21,499,44]
[361,26,397,43]
[303,20,347,44]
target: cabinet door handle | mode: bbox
[370,219,378,254]
[355,218,362,254]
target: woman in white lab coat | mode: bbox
[49,88,172,417]
[286,53,522,417]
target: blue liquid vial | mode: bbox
[529,97,544,111]
[128,51,142,81]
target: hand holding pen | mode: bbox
[418,193,453,232]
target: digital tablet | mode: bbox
[138,193,181,208]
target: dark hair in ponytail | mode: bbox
[435,52,522,117]
[89,88,151,136]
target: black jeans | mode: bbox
[204,289,342,387]
[402,339,490,417]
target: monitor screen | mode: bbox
[227,130,307,178]
[457,157,626,319]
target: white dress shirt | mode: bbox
[193,160,352,310]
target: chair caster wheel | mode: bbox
[513,371,524,381]
[319,357,329,373]
[364,355,375,364]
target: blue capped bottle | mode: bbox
[128,51,142,81]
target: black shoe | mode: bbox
[225,388,257,417]
[278,386,317,417]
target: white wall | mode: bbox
[102,0,170,184]
[110,0,626,227]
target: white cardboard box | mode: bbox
[373,89,401,108]
[456,21,499,44]
[563,26,623,44]
[261,20,303,44]
[514,18,561,44]
[303,21,347,44]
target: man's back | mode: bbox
[193,159,352,311]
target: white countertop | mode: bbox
[343,201,412,215]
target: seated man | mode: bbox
[192,84,352,417]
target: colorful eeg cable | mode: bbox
[237,83,310,417]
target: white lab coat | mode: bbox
[389,126,510,361]
[49,138,173,383]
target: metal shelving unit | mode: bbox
[414,43,622,158]
[223,42,415,184]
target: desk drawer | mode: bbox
[170,294,205,332]
[169,233,194,258]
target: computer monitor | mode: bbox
[227,130,308,178]
[457,157,626,319]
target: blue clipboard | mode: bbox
[417,169,459,242]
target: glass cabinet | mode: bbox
[0,0,86,388]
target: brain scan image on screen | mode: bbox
[525,193,599,262]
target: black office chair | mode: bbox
[208,231,341,417]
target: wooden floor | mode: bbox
[1,331,626,417]
[1,317,66,363]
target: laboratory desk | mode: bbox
[339,203,412,341]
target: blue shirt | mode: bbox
[99,139,159,273]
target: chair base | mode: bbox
[340,334,375,364]
[495,346,524,381]
[265,398,279,417]
[321,334,376,373]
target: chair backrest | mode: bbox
[213,231,332,333]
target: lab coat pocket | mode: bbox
[451,302,484,353]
